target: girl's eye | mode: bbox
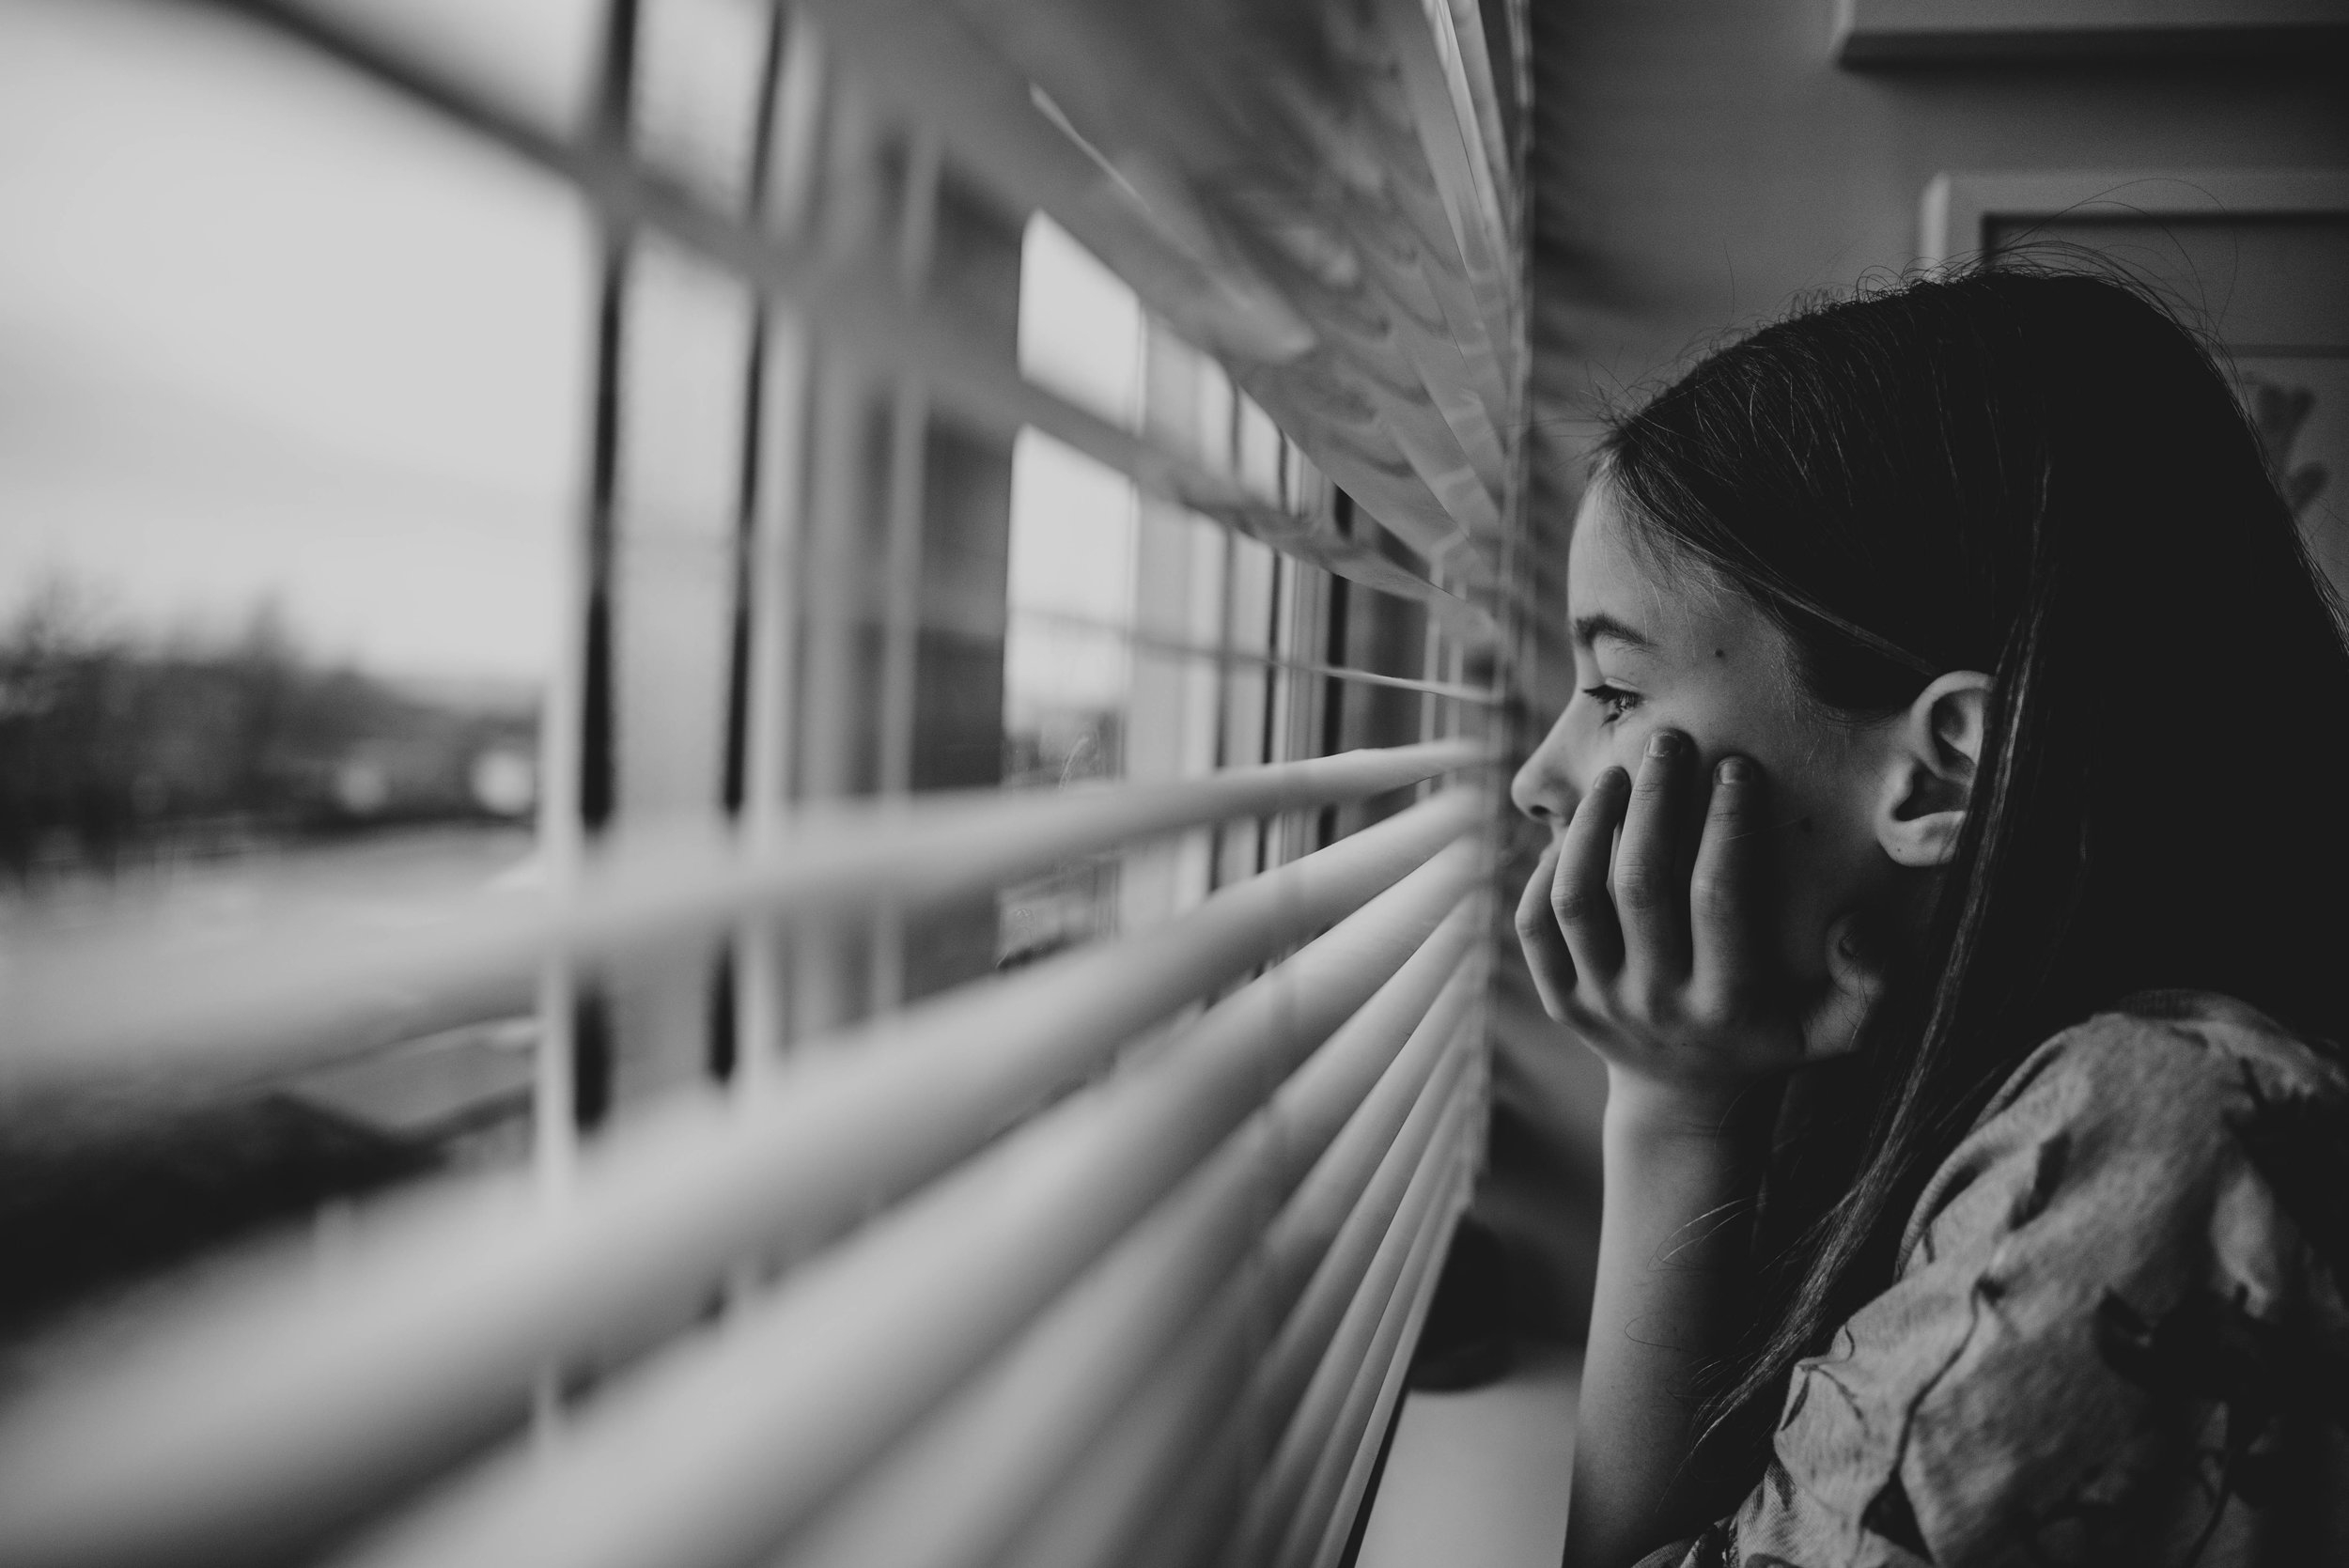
[1580,683,1641,722]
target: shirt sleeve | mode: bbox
[1663,998,2349,1568]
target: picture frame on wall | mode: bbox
[1922,169,2349,603]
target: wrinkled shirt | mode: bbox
[1642,991,2349,1567]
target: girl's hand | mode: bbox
[1513,729,1880,1127]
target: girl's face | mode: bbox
[1511,478,1906,987]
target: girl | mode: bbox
[1510,267,2349,1566]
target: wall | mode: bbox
[1529,0,2349,476]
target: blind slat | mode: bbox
[781,907,1482,1568]
[4,742,1478,1094]
[200,0,1498,635]
[0,791,1482,1568]
[1129,1072,1481,1568]
[1012,1004,1479,1568]
[1280,1126,1470,1568]
[4,10,1533,1566]
[1011,605,1504,706]
[863,0,1518,565]
[791,0,1318,365]
[329,848,1483,1568]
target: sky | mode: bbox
[0,0,1144,707]
[0,0,590,681]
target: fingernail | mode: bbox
[1646,731,1679,759]
[1719,756,1750,784]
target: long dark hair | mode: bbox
[1597,265,2349,1458]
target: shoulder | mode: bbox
[1730,992,2349,1567]
[1991,987,2339,1119]
[1896,989,2348,1274]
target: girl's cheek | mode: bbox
[1608,716,1657,768]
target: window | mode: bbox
[0,2,1530,1563]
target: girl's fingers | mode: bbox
[1513,844,1579,1019]
[1688,754,1763,1016]
[1552,766,1628,979]
[1612,730,1693,990]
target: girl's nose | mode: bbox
[1510,744,1578,828]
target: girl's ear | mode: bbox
[1875,671,1992,868]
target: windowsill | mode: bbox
[1355,1342,1579,1568]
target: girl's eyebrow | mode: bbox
[1572,612,1656,652]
